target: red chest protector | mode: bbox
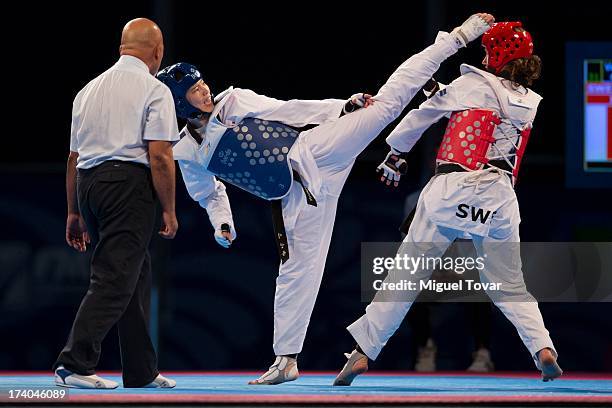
[436,109,531,181]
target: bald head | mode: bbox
[119,18,164,75]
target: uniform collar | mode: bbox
[116,55,150,73]
[460,64,531,96]
[173,131,200,162]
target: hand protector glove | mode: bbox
[377,148,408,187]
[343,93,369,114]
[451,14,492,48]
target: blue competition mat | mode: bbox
[1,372,611,405]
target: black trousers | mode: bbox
[54,160,159,387]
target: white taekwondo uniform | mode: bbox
[173,32,467,356]
[347,64,557,368]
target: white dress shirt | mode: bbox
[70,55,179,169]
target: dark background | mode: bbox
[1,1,611,373]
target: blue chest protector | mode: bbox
[207,118,300,200]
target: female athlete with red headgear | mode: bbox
[334,22,563,385]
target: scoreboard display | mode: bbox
[584,59,612,171]
[566,43,612,188]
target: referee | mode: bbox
[54,18,179,389]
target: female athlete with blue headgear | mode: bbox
[157,13,495,385]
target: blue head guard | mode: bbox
[157,62,203,119]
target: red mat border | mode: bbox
[18,394,612,404]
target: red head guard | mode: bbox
[481,22,534,73]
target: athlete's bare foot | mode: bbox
[538,348,563,382]
[333,349,369,386]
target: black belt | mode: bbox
[435,163,467,175]
[270,170,317,264]
[436,161,514,180]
